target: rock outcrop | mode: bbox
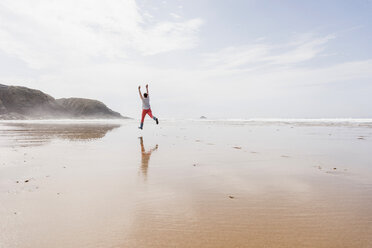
[0,98,7,114]
[0,84,126,119]
[56,98,122,119]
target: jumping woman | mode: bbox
[138,84,159,130]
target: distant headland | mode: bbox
[0,84,128,120]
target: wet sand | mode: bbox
[0,119,372,248]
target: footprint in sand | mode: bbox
[325,170,340,175]
[325,167,348,175]
[281,155,290,158]
[233,146,242,149]
[24,178,34,183]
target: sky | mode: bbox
[0,0,371,118]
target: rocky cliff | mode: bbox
[0,84,126,119]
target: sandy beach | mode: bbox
[0,119,372,248]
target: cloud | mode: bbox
[136,18,202,55]
[200,33,372,89]
[203,34,335,71]
[179,33,372,111]
[0,0,203,69]
[170,13,181,19]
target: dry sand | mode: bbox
[0,119,372,248]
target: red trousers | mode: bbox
[141,109,153,123]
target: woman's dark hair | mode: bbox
[144,93,148,98]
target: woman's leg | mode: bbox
[147,109,159,125]
[139,109,147,129]
[147,109,153,118]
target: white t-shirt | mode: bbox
[142,96,150,109]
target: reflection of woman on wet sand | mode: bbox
[139,137,158,179]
